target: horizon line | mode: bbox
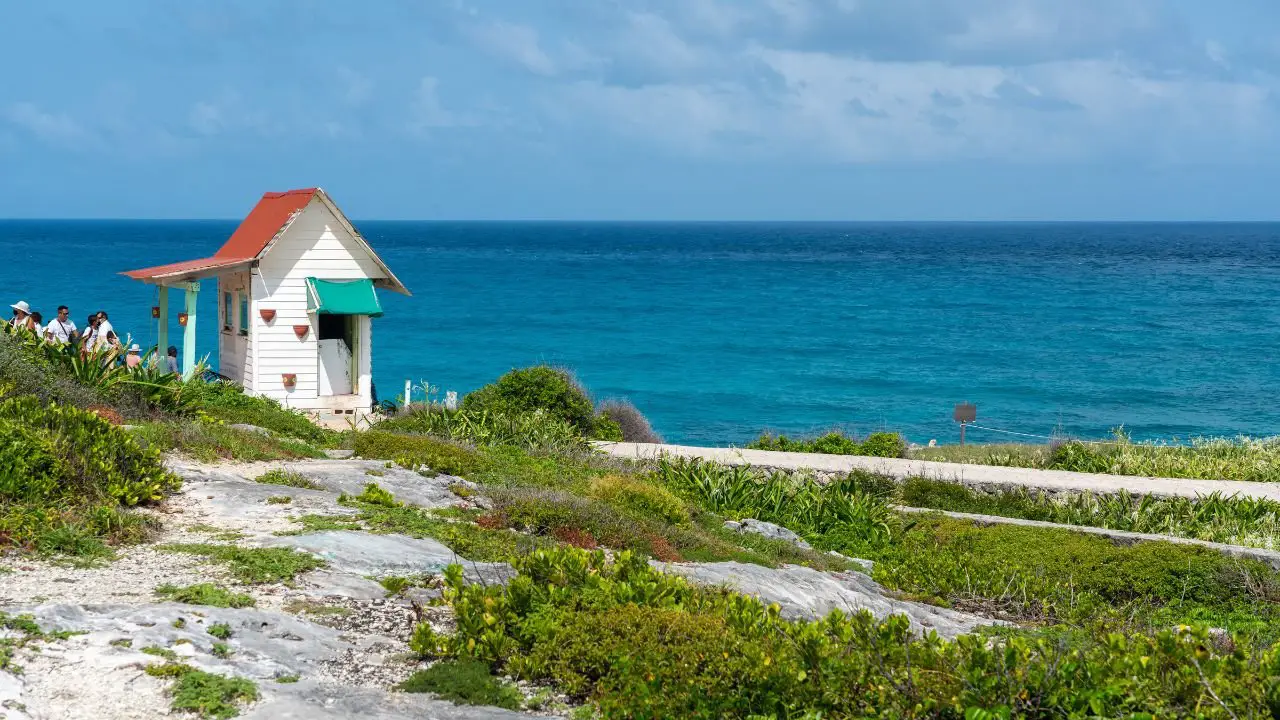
[4,217,1280,224]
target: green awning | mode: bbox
[305,277,383,317]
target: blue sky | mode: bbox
[3,0,1280,220]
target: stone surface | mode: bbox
[0,670,30,720]
[325,449,355,460]
[661,561,994,638]
[262,531,513,584]
[723,519,812,550]
[230,423,273,435]
[282,460,464,510]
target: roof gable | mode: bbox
[214,188,317,259]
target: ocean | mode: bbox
[3,220,1279,446]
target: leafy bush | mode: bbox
[376,406,585,451]
[398,658,522,710]
[145,662,258,720]
[353,431,479,476]
[188,380,338,446]
[352,482,399,507]
[588,474,690,525]
[866,515,1280,630]
[749,430,907,458]
[421,547,1279,719]
[597,399,662,443]
[253,469,322,490]
[589,413,623,442]
[655,457,899,547]
[462,366,595,434]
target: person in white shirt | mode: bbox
[94,311,120,351]
[45,305,78,345]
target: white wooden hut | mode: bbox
[123,188,409,422]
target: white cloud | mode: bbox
[3,102,91,147]
[469,20,557,76]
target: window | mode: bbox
[222,292,232,331]
[238,294,249,336]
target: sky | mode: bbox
[3,0,1280,221]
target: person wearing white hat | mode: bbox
[9,301,33,332]
[125,343,143,369]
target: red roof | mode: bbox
[123,188,318,283]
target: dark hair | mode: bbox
[57,305,68,313]
[30,312,42,324]
[96,310,108,320]
[86,315,97,328]
[167,345,178,356]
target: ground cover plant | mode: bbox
[375,406,587,452]
[900,478,1280,549]
[412,547,1279,719]
[397,658,523,710]
[158,544,325,583]
[253,468,322,490]
[749,429,908,458]
[144,662,258,720]
[154,583,255,608]
[132,420,326,462]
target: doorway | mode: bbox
[317,314,358,396]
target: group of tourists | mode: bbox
[8,299,180,374]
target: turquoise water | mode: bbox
[3,220,1280,445]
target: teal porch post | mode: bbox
[157,285,169,365]
[182,281,199,379]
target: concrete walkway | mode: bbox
[595,442,1280,503]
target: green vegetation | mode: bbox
[655,457,899,547]
[353,431,480,476]
[901,478,1280,549]
[0,395,178,558]
[266,495,291,504]
[351,482,399,507]
[188,380,338,447]
[207,623,233,640]
[145,662,258,720]
[596,399,663,443]
[379,576,412,596]
[158,544,324,584]
[461,365,595,435]
[253,468,322,490]
[132,420,326,463]
[275,674,300,684]
[749,429,908,458]
[141,645,178,660]
[211,642,232,658]
[155,583,255,608]
[0,611,72,672]
[376,406,586,452]
[397,658,523,710]
[914,435,1280,483]
[415,548,1278,719]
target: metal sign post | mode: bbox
[953,403,977,445]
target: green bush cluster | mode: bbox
[376,406,586,452]
[417,547,1279,719]
[655,457,899,547]
[186,380,339,446]
[353,431,480,476]
[900,478,1280,549]
[462,366,595,433]
[397,658,523,710]
[749,430,908,458]
[865,515,1280,632]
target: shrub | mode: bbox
[1049,434,1280,482]
[748,430,907,458]
[462,366,595,434]
[597,399,662,443]
[353,431,479,476]
[376,406,585,451]
[589,414,624,442]
[588,475,690,525]
[163,665,258,720]
[398,658,523,710]
[254,469,322,490]
[353,482,399,507]
[425,548,1280,719]
[131,420,326,463]
[188,380,337,446]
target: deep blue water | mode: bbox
[3,220,1279,446]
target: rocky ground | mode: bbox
[0,456,995,720]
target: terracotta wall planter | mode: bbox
[282,373,297,388]
[151,306,161,319]
[177,312,189,327]
[259,309,276,323]
[292,324,309,339]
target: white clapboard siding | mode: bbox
[249,198,385,409]
[217,270,253,387]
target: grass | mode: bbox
[132,420,325,463]
[913,435,1280,483]
[145,662,258,720]
[0,611,73,672]
[158,544,325,584]
[266,495,291,504]
[155,583,255,609]
[397,658,523,710]
[207,623,232,640]
[253,468,323,490]
[900,478,1280,549]
[141,645,178,660]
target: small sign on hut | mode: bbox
[122,188,409,422]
